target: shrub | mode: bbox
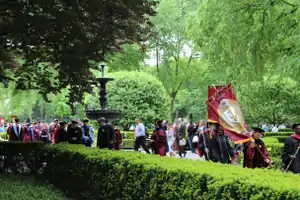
[278,128,293,132]
[85,71,169,126]
[264,132,292,137]
[122,139,135,148]
[0,132,7,140]
[2,142,300,199]
[122,131,135,140]
[0,174,68,200]
[261,137,279,144]
[266,143,283,159]
[276,136,288,143]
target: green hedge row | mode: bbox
[0,174,68,200]
[122,131,135,140]
[1,142,300,199]
[264,132,293,137]
[278,128,293,132]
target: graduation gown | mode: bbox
[282,134,300,173]
[57,128,69,143]
[82,126,94,147]
[67,127,83,144]
[23,127,32,141]
[7,124,23,141]
[51,124,60,143]
[114,129,122,150]
[199,130,211,160]
[154,128,167,156]
[210,133,234,164]
[97,124,115,149]
[243,139,270,168]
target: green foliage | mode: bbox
[279,128,293,132]
[147,0,212,120]
[122,139,135,149]
[238,76,300,125]
[0,132,8,140]
[189,0,300,82]
[107,43,148,72]
[86,71,169,125]
[1,0,157,107]
[123,131,135,140]
[264,132,293,137]
[0,174,68,200]
[37,145,300,199]
[3,142,300,199]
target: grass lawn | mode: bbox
[0,174,69,200]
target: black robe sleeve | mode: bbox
[226,138,235,157]
[282,137,293,165]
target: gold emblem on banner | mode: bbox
[217,99,247,134]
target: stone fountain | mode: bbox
[85,64,121,121]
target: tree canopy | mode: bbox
[238,76,300,125]
[189,0,300,81]
[0,0,157,108]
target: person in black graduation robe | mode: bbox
[67,121,83,144]
[210,123,234,164]
[97,118,116,149]
[282,123,300,173]
[57,122,69,143]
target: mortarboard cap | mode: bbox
[252,127,265,134]
[292,123,300,129]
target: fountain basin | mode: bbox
[85,109,121,121]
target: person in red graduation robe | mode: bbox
[243,127,270,169]
[23,124,33,141]
[50,119,60,144]
[154,120,167,156]
[114,128,122,150]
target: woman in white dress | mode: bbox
[166,122,175,157]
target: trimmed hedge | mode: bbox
[264,132,293,137]
[2,142,300,199]
[266,143,283,159]
[122,131,135,140]
[278,128,293,132]
[0,174,68,200]
[276,136,288,143]
[0,132,7,140]
[122,139,135,148]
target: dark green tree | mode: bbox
[0,0,157,108]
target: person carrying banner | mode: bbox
[243,127,270,168]
[206,83,251,144]
[282,123,300,173]
[210,123,234,164]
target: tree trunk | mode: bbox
[170,94,176,122]
[123,124,130,131]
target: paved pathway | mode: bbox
[123,149,205,161]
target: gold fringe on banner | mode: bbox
[234,137,253,144]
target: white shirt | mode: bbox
[166,128,175,142]
[272,127,278,133]
[135,123,145,137]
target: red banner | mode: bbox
[206,83,251,143]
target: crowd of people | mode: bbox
[2,116,300,173]
[139,118,300,174]
[2,117,122,150]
